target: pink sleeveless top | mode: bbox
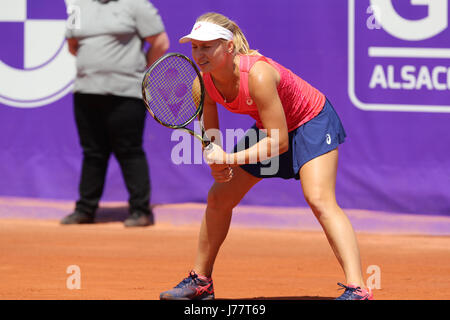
[203,55,326,132]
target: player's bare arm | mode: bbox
[226,61,289,165]
[202,87,233,181]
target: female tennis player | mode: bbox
[160,12,373,300]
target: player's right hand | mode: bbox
[210,165,233,183]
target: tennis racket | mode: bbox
[142,52,212,150]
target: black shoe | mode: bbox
[124,212,154,227]
[60,211,95,225]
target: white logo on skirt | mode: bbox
[326,134,332,145]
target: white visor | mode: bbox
[179,21,234,43]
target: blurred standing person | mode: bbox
[61,0,169,227]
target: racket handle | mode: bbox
[203,140,213,150]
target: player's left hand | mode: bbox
[203,143,230,165]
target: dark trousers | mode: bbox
[74,93,151,216]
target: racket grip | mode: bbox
[203,140,213,150]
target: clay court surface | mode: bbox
[1,199,449,300]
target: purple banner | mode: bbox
[350,0,450,110]
[0,0,449,216]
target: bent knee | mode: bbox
[304,192,338,216]
[207,187,240,211]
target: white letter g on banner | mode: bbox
[370,0,448,41]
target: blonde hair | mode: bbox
[196,12,259,55]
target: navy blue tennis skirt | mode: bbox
[233,98,346,180]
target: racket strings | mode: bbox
[143,56,202,127]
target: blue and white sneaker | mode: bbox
[335,282,373,300]
[160,271,215,300]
